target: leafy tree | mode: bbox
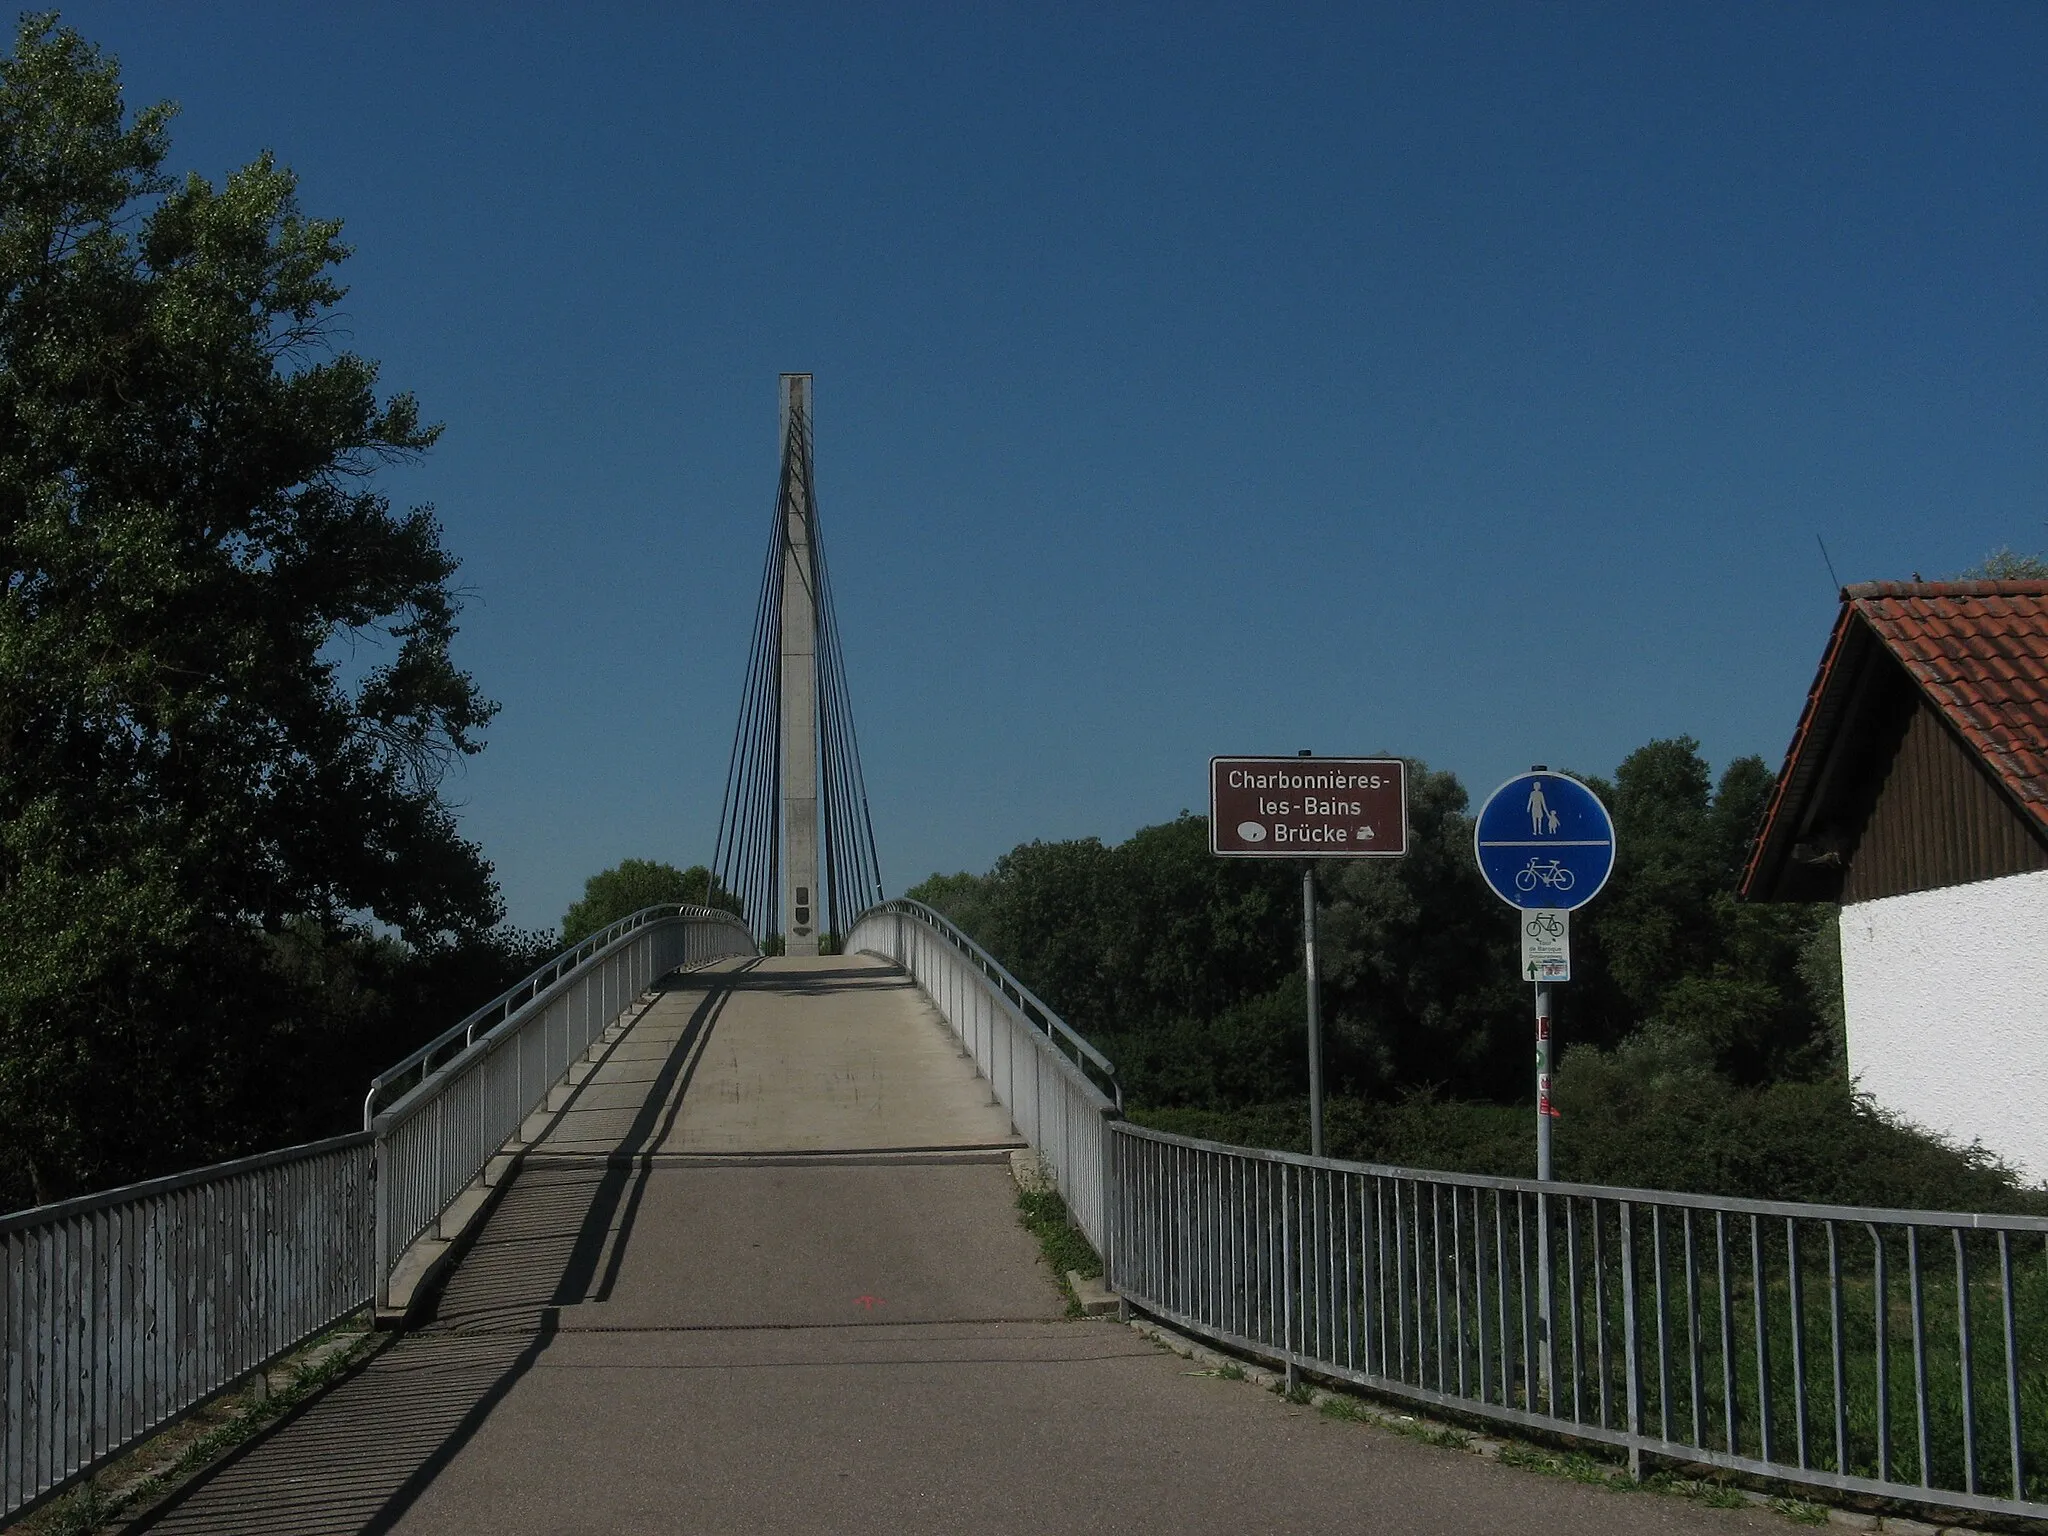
[1314,762,1525,1100]
[0,19,500,1201]
[903,869,993,938]
[1961,548,2048,579]
[1568,739,1829,1081]
[561,859,741,943]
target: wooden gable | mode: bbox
[1743,584,2048,904]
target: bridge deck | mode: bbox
[537,954,1020,1157]
[134,958,1773,1534]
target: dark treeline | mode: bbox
[914,739,1832,1106]
[910,739,2036,1210]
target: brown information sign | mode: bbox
[1209,756,1408,857]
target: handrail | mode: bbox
[2,1135,374,1520]
[0,1132,371,1236]
[1112,1119,2048,1234]
[849,902,1118,1253]
[1112,1119,2048,1522]
[362,902,752,1126]
[364,903,757,1299]
[850,897,1118,1099]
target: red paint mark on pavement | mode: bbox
[855,1294,882,1311]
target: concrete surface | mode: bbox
[536,955,1020,1156]
[131,958,1777,1535]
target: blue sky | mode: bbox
[55,4,2048,931]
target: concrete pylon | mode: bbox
[778,374,820,957]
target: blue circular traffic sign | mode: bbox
[1473,771,1616,911]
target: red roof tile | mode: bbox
[1740,580,2048,899]
[1846,582,2048,829]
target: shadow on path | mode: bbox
[131,965,751,1536]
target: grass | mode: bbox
[1015,1182,1102,1317]
[14,1320,379,1536]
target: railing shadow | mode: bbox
[129,966,750,1534]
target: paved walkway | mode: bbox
[134,957,1773,1535]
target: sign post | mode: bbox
[1211,753,1408,1158]
[1473,766,1616,1400]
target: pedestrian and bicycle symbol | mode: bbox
[1473,770,1616,912]
[1516,859,1574,894]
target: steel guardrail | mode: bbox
[849,899,1118,1093]
[848,901,1119,1254]
[369,905,756,1300]
[1,1135,375,1520]
[362,903,747,1123]
[0,905,758,1520]
[1110,1120,2048,1522]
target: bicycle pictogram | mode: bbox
[1524,912,1565,940]
[1514,859,1575,894]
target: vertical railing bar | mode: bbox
[1909,1226,1931,1486]
[1956,1228,1979,1496]
[1432,1182,1447,1395]
[1753,1213,1774,1467]
[1593,1197,1610,1429]
[1517,1192,1533,1410]
[1473,1186,1489,1404]
[1621,1200,1642,1479]
[1828,1221,1848,1478]
[1872,1226,1890,1484]
[1495,1191,1509,1409]
[1394,1177,1409,1382]
[1345,1170,1358,1374]
[1452,1185,1467,1399]
[2000,1231,2024,1503]
[1650,1205,1670,1442]
[1718,1210,1738,1457]
[1568,1196,1584,1425]
[1789,1218,1810,1470]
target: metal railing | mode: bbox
[1111,1121,2048,1521]
[369,905,756,1301]
[2,1135,374,1519]
[848,899,1120,1253]
[1,904,757,1520]
[363,904,750,1122]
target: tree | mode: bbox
[561,859,742,943]
[1568,739,1830,1082]
[0,19,501,1201]
[903,870,993,939]
[1962,549,2048,579]
[1315,761,1526,1100]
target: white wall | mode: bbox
[1840,867,2048,1184]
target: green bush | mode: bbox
[1129,1035,2044,1215]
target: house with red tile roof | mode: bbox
[1743,581,2048,1179]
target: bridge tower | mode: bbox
[712,375,884,952]
[777,374,821,954]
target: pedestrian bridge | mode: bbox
[9,372,2047,1528]
[11,900,2048,1532]
[12,923,1690,1535]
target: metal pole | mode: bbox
[1303,862,1324,1160]
[1536,978,1554,1398]
[1536,981,1553,1180]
